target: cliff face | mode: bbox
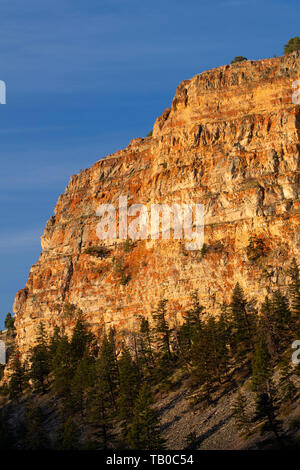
[14,54,300,354]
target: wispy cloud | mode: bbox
[219,0,251,5]
[0,0,225,94]
[0,132,131,191]
[0,125,70,134]
[0,228,42,252]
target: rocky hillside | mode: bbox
[13,53,300,356]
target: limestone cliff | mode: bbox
[13,54,300,355]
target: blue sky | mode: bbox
[0,0,299,327]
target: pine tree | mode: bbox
[191,317,219,402]
[152,299,173,384]
[96,329,119,411]
[215,312,230,379]
[86,385,116,450]
[85,329,119,449]
[254,392,283,448]
[284,37,300,54]
[218,303,232,346]
[23,406,50,450]
[127,384,165,450]
[4,313,15,331]
[261,296,279,360]
[56,417,80,450]
[0,411,14,450]
[152,299,171,360]
[139,316,154,372]
[288,258,300,332]
[252,337,272,394]
[206,316,224,383]
[15,418,28,449]
[70,312,94,365]
[271,290,292,347]
[29,322,50,392]
[118,348,140,436]
[231,56,247,64]
[53,334,73,403]
[9,349,27,399]
[261,290,292,362]
[179,291,204,364]
[49,325,62,358]
[278,356,296,404]
[232,390,251,435]
[182,291,204,333]
[230,283,255,359]
[178,322,192,364]
[70,350,95,414]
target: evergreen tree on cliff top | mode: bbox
[284,37,300,54]
[231,56,247,64]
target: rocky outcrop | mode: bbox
[13,54,300,355]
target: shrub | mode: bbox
[246,235,269,262]
[200,243,207,258]
[95,266,108,275]
[63,303,76,318]
[123,239,135,253]
[84,246,110,259]
[120,273,131,286]
[185,431,198,450]
[115,260,131,285]
[288,418,300,431]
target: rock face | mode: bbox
[14,54,300,355]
